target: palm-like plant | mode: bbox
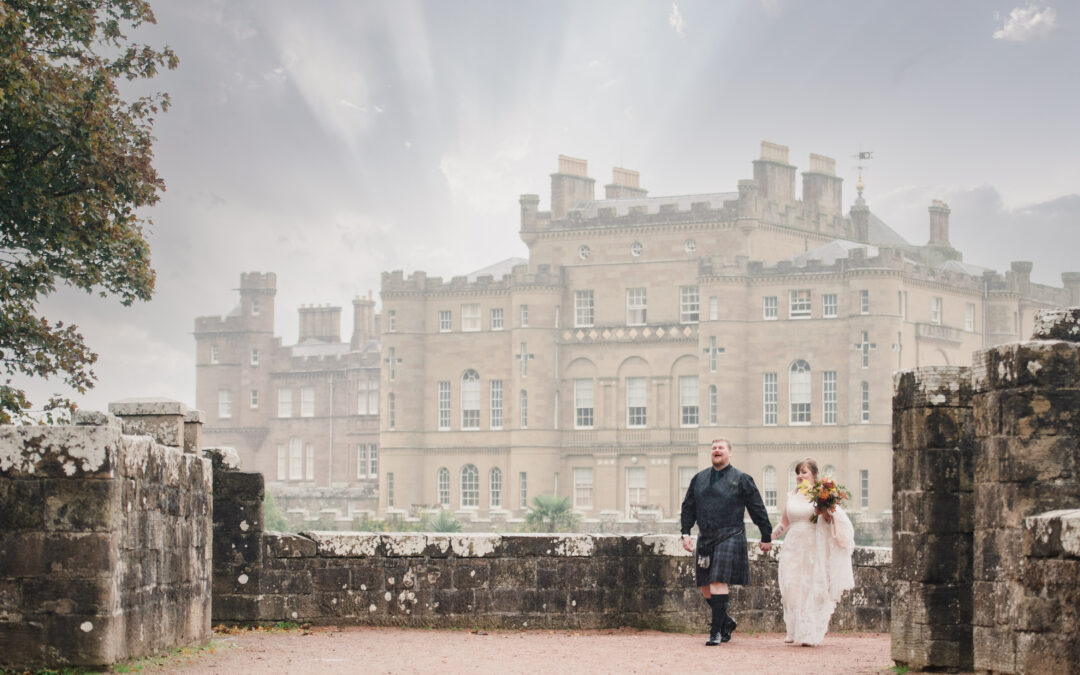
[429,510,464,532]
[525,494,581,532]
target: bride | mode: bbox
[771,457,856,646]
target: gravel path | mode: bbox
[140,626,897,674]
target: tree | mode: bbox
[0,0,177,423]
[524,494,581,533]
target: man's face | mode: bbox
[710,440,732,469]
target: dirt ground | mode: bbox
[136,626,898,674]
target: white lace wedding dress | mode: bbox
[777,490,856,645]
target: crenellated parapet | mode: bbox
[382,265,565,297]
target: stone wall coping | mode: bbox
[203,446,241,470]
[184,408,206,423]
[1032,307,1080,342]
[0,424,122,475]
[1024,509,1080,558]
[893,366,972,409]
[109,398,186,416]
[74,410,123,429]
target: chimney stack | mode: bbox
[604,167,648,200]
[550,155,595,220]
[752,141,797,204]
[298,304,342,343]
[519,194,540,230]
[1061,272,1080,305]
[351,292,377,349]
[928,200,951,247]
[802,154,842,216]
[1010,261,1033,296]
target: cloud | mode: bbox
[439,133,532,214]
[993,5,1058,42]
[669,3,686,37]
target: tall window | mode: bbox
[626,377,647,427]
[305,444,314,481]
[708,385,718,424]
[357,445,368,479]
[387,310,396,332]
[491,307,504,331]
[462,304,480,332]
[680,376,699,427]
[965,303,975,332]
[461,370,480,429]
[301,386,315,417]
[859,331,873,368]
[824,464,836,478]
[357,380,378,415]
[439,310,452,332]
[277,445,287,481]
[626,288,647,325]
[250,348,259,366]
[461,464,479,507]
[709,296,719,321]
[250,389,259,410]
[823,293,838,318]
[789,360,811,424]
[278,388,292,418]
[575,290,595,327]
[678,467,696,497]
[520,390,528,428]
[763,466,777,507]
[763,296,778,320]
[251,299,260,316]
[574,379,594,429]
[218,390,231,419]
[289,438,302,480]
[387,346,397,381]
[387,472,395,508]
[387,393,395,429]
[680,286,700,323]
[490,380,503,429]
[520,304,528,327]
[519,472,528,509]
[763,373,778,425]
[210,343,219,364]
[823,371,838,425]
[437,468,450,507]
[489,468,502,508]
[708,336,719,372]
[860,290,870,314]
[368,444,377,476]
[627,467,646,512]
[860,469,869,509]
[790,290,811,318]
[438,381,451,430]
[861,381,870,423]
[573,467,594,509]
[931,297,942,325]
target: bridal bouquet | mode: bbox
[799,476,851,523]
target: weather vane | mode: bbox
[853,147,874,198]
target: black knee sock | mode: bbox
[708,595,728,629]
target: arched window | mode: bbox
[489,467,502,508]
[461,370,480,429]
[789,360,811,424]
[437,468,450,507]
[460,464,479,507]
[763,466,777,507]
[823,464,836,479]
[788,462,799,493]
[708,385,718,425]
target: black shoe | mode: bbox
[720,616,737,643]
[706,629,722,646]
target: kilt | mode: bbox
[694,529,750,586]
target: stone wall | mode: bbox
[0,402,212,670]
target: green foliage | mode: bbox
[0,0,177,423]
[428,509,463,532]
[262,491,291,532]
[524,494,580,532]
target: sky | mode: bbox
[17,0,1080,413]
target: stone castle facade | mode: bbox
[195,141,1078,528]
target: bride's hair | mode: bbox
[794,457,819,481]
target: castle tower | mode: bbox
[238,271,277,333]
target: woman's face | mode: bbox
[795,464,815,486]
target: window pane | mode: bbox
[789,290,811,318]
[438,467,450,507]
[574,379,594,428]
[461,464,479,507]
[575,290,595,327]
[680,286,699,323]
[438,381,451,430]
[823,371,838,425]
[573,467,593,509]
[626,377,647,427]
[626,288,647,325]
[461,370,480,429]
[680,376,699,426]
[462,304,480,332]
[789,360,811,424]
[763,373,777,425]
[490,380,503,429]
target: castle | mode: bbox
[195,141,1078,528]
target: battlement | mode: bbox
[239,271,276,292]
[193,312,245,334]
[382,264,564,295]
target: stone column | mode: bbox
[971,308,1080,673]
[206,447,266,622]
[890,366,975,672]
[108,398,185,448]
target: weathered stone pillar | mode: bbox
[891,366,975,671]
[205,447,266,622]
[971,307,1080,673]
[108,398,185,447]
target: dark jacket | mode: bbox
[680,464,772,543]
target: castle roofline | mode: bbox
[569,192,738,218]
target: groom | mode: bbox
[680,438,773,646]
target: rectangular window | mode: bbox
[289,439,302,480]
[708,385,718,425]
[763,467,777,508]
[680,375,699,427]
[763,296,778,320]
[763,373,778,426]
[823,371,837,425]
[218,390,232,419]
[490,380,503,429]
[823,293,838,318]
[520,304,529,327]
[300,386,315,417]
[575,290,595,327]
[387,309,396,332]
[519,472,528,509]
[462,303,480,332]
[627,467,646,511]
[708,336,718,372]
[305,444,314,480]
[356,444,367,479]
[437,469,450,507]
[250,389,259,410]
[438,381,451,430]
[277,445,286,481]
[626,288,647,325]
[931,297,942,325]
[210,343,219,364]
[789,289,811,318]
[387,347,397,381]
[860,469,869,509]
[860,290,870,314]
[491,307,504,331]
[965,303,975,332]
[439,310,452,332]
[679,467,696,496]
[462,379,480,429]
[519,342,529,377]
[277,388,292,418]
[520,390,528,429]
[680,286,700,323]
[861,381,870,423]
[709,296,719,321]
[790,363,811,425]
[358,380,378,415]
[387,393,395,430]
[368,444,378,476]
[387,472,395,508]
[626,377,647,427]
[573,467,594,509]
[251,299,260,316]
[250,348,259,366]
[574,379,594,429]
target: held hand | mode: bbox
[821,510,834,524]
[681,535,694,553]
[759,542,773,553]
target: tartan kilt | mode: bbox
[695,530,750,586]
